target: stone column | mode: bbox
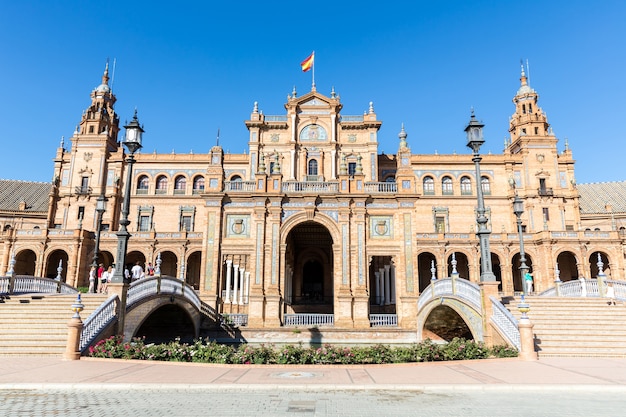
[517,301,538,361]
[224,259,232,303]
[390,264,396,304]
[64,295,84,361]
[384,265,391,306]
[244,271,250,304]
[239,268,245,305]
[374,271,380,306]
[232,264,239,305]
[479,281,500,347]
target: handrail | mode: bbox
[80,295,119,352]
[284,313,334,327]
[489,296,520,350]
[540,278,626,299]
[127,276,201,310]
[0,276,78,295]
[417,277,482,312]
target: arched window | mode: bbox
[423,176,435,195]
[481,176,491,195]
[442,176,453,195]
[192,176,205,194]
[155,175,168,194]
[230,175,243,190]
[308,159,318,176]
[174,176,187,194]
[460,176,472,195]
[136,175,149,194]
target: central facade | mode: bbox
[2,65,624,339]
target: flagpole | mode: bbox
[312,50,315,91]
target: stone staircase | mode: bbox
[0,293,107,355]
[503,296,626,357]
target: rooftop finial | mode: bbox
[520,59,528,86]
[398,123,408,149]
[331,86,336,99]
[216,128,220,147]
[369,101,374,114]
[253,101,258,113]
[102,60,110,86]
[292,86,297,98]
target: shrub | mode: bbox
[88,337,517,364]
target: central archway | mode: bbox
[284,221,334,314]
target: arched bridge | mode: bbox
[416,276,521,349]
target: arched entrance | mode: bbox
[284,221,333,314]
[512,253,534,293]
[99,250,114,269]
[589,252,610,278]
[186,251,201,289]
[417,252,437,292]
[556,251,578,281]
[45,250,69,281]
[125,251,146,277]
[158,251,178,277]
[15,249,37,275]
[447,252,469,279]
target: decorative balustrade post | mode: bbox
[450,253,458,295]
[64,294,84,360]
[554,262,562,297]
[155,252,162,293]
[7,252,16,294]
[55,260,63,293]
[596,253,607,297]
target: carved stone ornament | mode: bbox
[83,152,93,162]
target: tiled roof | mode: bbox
[578,181,626,214]
[0,179,51,213]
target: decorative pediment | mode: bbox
[300,97,328,107]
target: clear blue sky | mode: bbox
[1,1,624,184]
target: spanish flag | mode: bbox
[301,52,314,72]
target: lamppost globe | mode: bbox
[465,109,485,153]
[123,109,144,154]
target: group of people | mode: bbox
[88,261,156,293]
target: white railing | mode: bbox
[264,115,288,122]
[224,181,256,192]
[221,314,248,327]
[489,296,520,350]
[369,314,398,327]
[80,295,119,352]
[284,313,334,327]
[282,181,339,193]
[127,276,201,310]
[364,182,398,193]
[6,276,78,295]
[0,277,9,293]
[540,279,626,299]
[417,277,482,312]
[340,115,364,122]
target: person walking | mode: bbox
[579,276,587,297]
[524,271,534,294]
[88,265,96,293]
[131,261,144,281]
[97,263,104,292]
[101,265,112,294]
[606,282,617,306]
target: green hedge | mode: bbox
[88,336,518,364]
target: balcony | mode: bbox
[538,187,554,197]
[74,186,92,195]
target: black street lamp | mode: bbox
[465,110,496,282]
[91,194,107,291]
[111,110,144,284]
[513,194,529,296]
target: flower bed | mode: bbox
[88,336,518,364]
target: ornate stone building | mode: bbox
[1,64,625,332]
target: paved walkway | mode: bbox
[1,356,625,391]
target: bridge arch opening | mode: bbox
[511,253,533,293]
[134,304,196,344]
[422,305,474,342]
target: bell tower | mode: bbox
[507,63,556,154]
[71,62,121,152]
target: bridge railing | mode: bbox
[0,275,78,295]
[539,278,626,299]
[80,295,119,352]
[127,276,201,310]
[417,277,482,312]
[489,296,520,350]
